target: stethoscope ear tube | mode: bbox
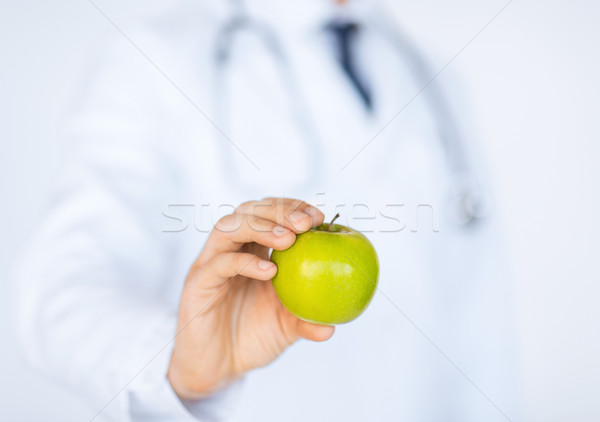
[212,12,326,193]
[370,8,490,228]
[214,6,489,228]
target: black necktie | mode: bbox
[327,21,373,111]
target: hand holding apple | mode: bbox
[168,198,335,400]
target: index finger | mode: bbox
[235,198,324,233]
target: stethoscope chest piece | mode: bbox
[447,188,491,227]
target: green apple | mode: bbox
[270,214,379,325]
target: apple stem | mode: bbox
[328,213,341,231]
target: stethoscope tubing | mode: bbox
[212,6,489,226]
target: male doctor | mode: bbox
[13,0,518,421]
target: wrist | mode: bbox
[167,354,234,401]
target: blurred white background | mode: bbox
[1,0,599,420]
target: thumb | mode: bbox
[295,318,335,342]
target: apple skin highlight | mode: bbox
[270,223,379,325]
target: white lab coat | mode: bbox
[12,0,518,421]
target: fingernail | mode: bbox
[289,211,309,225]
[258,260,275,270]
[304,207,323,225]
[273,225,290,237]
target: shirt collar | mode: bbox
[236,0,378,37]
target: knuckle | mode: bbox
[244,215,258,233]
[260,198,287,216]
[236,200,255,214]
[246,215,270,234]
[265,197,302,212]
[205,254,230,277]
[214,213,242,233]
[189,263,210,282]
[262,197,290,210]
[214,215,229,231]
[204,253,223,269]
[238,198,274,215]
[234,253,253,271]
[289,199,306,210]
[257,197,278,212]
[282,200,304,215]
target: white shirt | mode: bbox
[12,0,518,420]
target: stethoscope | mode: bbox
[212,3,490,228]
